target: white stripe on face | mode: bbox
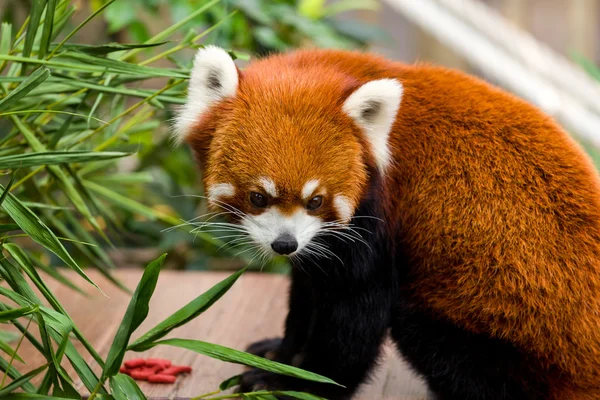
[301,179,320,200]
[207,183,235,203]
[334,195,353,223]
[241,207,321,255]
[259,177,278,198]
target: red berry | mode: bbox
[119,366,131,375]
[161,365,192,376]
[146,358,172,368]
[130,368,154,381]
[124,359,145,369]
[148,374,177,383]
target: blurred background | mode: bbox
[1,0,599,277]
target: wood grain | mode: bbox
[15,269,430,399]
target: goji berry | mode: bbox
[148,374,177,383]
[124,359,145,369]
[119,366,131,375]
[146,358,172,368]
[161,365,192,375]
[130,367,155,380]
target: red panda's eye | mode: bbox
[307,195,323,211]
[250,192,268,208]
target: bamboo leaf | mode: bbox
[0,67,51,112]
[0,305,38,322]
[110,373,148,400]
[39,0,57,59]
[219,374,242,390]
[0,339,25,364]
[0,352,36,393]
[58,41,168,55]
[23,0,47,59]
[0,224,20,233]
[11,116,109,244]
[141,338,341,386]
[0,170,17,207]
[129,267,246,350]
[0,151,129,169]
[48,0,116,58]
[0,364,47,396]
[2,395,74,400]
[0,23,11,71]
[102,254,166,379]
[0,185,101,291]
[0,23,10,55]
[58,52,188,78]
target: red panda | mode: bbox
[175,46,600,400]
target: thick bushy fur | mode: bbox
[185,49,600,399]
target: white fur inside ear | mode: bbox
[173,46,239,144]
[342,79,403,171]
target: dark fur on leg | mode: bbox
[390,297,549,400]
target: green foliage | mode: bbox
[0,0,363,397]
[97,0,386,54]
[572,53,600,168]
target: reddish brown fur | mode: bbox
[186,49,600,398]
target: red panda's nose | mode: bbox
[271,233,298,255]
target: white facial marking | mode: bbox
[301,179,320,200]
[259,177,278,198]
[334,195,354,223]
[342,78,403,171]
[207,183,235,203]
[242,208,321,256]
[173,46,238,144]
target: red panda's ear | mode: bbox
[173,46,239,144]
[342,79,403,171]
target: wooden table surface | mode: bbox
[17,269,430,399]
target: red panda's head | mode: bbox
[175,46,402,257]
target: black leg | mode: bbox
[246,268,313,364]
[390,299,549,400]
[240,285,390,400]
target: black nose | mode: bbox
[271,233,298,255]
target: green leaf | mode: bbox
[0,354,36,393]
[142,338,341,386]
[0,305,38,322]
[0,151,130,169]
[0,186,101,291]
[0,23,11,70]
[129,267,246,350]
[23,0,47,59]
[58,41,168,55]
[0,170,17,207]
[110,373,148,400]
[2,395,75,400]
[0,67,51,112]
[102,254,166,379]
[0,339,24,363]
[58,52,188,78]
[0,364,47,396]
[48,0,116,58]
[0,331,20,343]
[219,374,242,390]
[0,224,20,233]
[39,0,57,59]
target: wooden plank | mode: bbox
[14,269,430,399]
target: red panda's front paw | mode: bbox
[245,337,283,360]
[237,369,291,397]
